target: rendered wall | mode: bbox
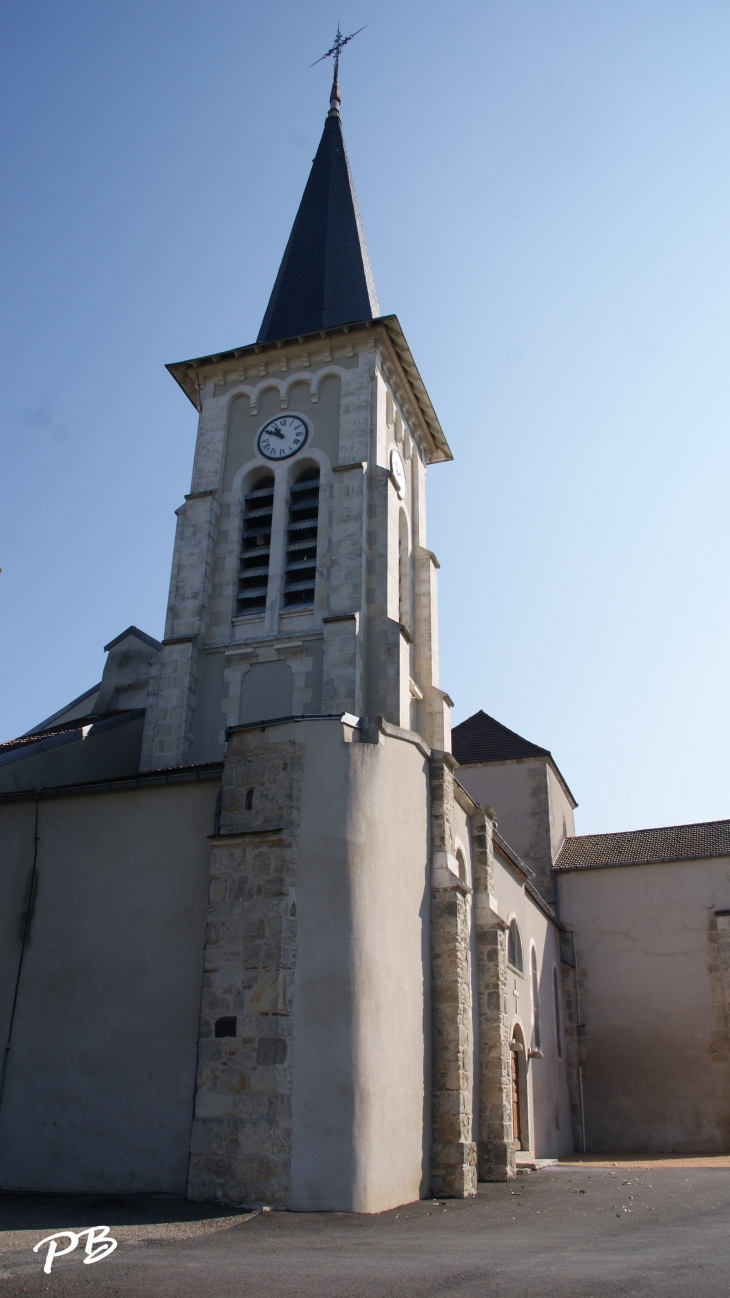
[558,858,730,1153]
[0,777,219,1193]
[291,721,431,1212]
[455,759,575,903]
[491,853,572,1158]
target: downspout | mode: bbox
[0,790,41,1111]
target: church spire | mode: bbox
[257,27,378,344]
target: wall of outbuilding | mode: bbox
[557,857,730,1153]
[0,774,220,1193]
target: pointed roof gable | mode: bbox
[452,709,578,808]
[451,710,550,765]
[257,111,379,343]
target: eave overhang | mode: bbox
[166,314,453,465]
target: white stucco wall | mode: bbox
[455,758,575,902]
[492,851,572,1158]
[558,857,730,1153]
[289,720,431,1213]
[0,777,219,1193]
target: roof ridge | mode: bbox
[566,817,730,841]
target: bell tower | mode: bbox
[141,51,484,1215]
[140,74,453,771]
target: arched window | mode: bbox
[553,966,563,1059]
[284,467,320,607]
[455,849,466,884]
[531,946,542,1050]
[237,473,275,614]
[507,920,523,973]
[398,509,411,631]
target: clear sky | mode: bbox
[1,0,728,835]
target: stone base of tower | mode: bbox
[187,713,433,1213]
[430,1141,478,1198]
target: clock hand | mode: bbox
[270,429,286,439]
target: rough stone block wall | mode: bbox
[429,755,477,1198]
[471,808,515,1182]
[525,763,555,904]
[141,491,221,769]
[558,932,585,1153]
[187,735,302,1207]
[475,925,515,1180]
[709,913,730,1065]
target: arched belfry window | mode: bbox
[398,509,412,632]
[507,920,523,973]
[531,946,542,1050]
[284,467,320,607]
[237,473,275,614]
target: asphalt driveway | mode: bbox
[1,1165,728,1297]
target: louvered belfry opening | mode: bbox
[237,473,275,614]
[284,467,320,607]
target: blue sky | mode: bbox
[1,0,729,834]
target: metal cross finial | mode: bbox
[311,24,367,116]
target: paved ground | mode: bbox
[1,1165,729,1297]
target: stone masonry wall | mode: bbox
[472,808,516,1182]
[141,490,221,769]
[559,929,585,1153]
[430,755,477,1198]
[187,734,301,1207]
[709,912,730,1066]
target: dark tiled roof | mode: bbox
[0,711,131,756]
[451,710,550,765]
[0,715,99,754]
[257,112,379,343]
[554,820,730,871]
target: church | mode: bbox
[1,61,728,1213]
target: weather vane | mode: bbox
[311,24,367,115]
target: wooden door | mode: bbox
[511,1050,522,1149]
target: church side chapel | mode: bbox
[0,35,728,1210]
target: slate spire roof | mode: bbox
[451,710,551,766]
[451,709,578,809]
[257,85,379,343]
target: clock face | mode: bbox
[389,447,407,499]
[257,415,309,460]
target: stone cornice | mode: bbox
[165,315,452,466]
